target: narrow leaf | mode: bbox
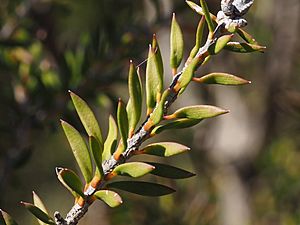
[61,120,93,182]
[126,61,142,135]
[56,167,84,198]
[69,91,103,145]
[144,162,195,179]
[32,192,49,225]
[89,136,104,177]
[107,181,175,196]
[21,202,55,225]
[113,162,155,178]
[177,56,202,93]
[224,42,266,53]
[170,13,184,70]
[189,16,205,59]
[149,89,170,125]
[168,105,229,120]
[0,210,18,225]
[186,1,217,21]
[94,190,123,208]
[208,34,233,55]
[152,34,164,81]
[117,99,129,150]
[139,142,190,157]
[146,43,164,114]
[102,115,118,161]
[200,0,214,33]
[237,28,258,45]
[193,72,251,85]
[151,118,202,135]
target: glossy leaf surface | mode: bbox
[32,192,49,225]
[170,13,184,69]
[170,105,229,120]
[146,43,164,113]
[237,28,258,45]
[126,61,142,134]
[189,16,205,59]
[200,0,214,33]
[151,118,202,135]
[117,99,129,150]
[150,89,170,125]
[113,162,155,178]
[61,120,93,182]
[140,142,190,157]
[56,167,84,198]
[70,91,103,145]
[193,72,250,85]
[94,190,123,207]
[107,181,175,196]
[145,162,195,179]
[224,42,266,53]
[21,202,55,225]
[102,115,118,161]
[89,136,103,177]
[209,34,233,55]
[0,210,18,225]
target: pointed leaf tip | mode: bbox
[193,73,251,85]
[170,12,184,69]
[21,202,55,225]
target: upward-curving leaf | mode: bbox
[21,202,55,225]
[0,210,18,225]
[126,61,142,136]
[102,115,118,161]
[94,190,123,208]
[146,40,164,114]
[32,192,49,225]
[193,72,251,85]
[56,167,84,198]
[170,13,184,71]
[117,99,129,151]
[69,91,103,145]
[61,120,93,183]
[89,136,104,178]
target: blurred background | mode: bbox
[0,0,300,224]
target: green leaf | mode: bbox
[237,28,258,45]
[150,89,170,125]
[61,120,93,182]
[94,190,123,208]
[69,91,103,145]
[199,0,214,33]
[193,72,251,85]
[151,118,202,135]
[144,162,195,179]
[177,56,202,94]
[208,34,233,55]
[56,167,84,198]
[146,41,164,114]
[168,105,229,120]
[152,34,164,81]
[32,192,49,225]
[126,61,142,135]
[170,13,184,69]
[89,136,104,177]
[21,202,55,225]
[186,1,217,21]
[189,16,205,59]
[117,99,129,151]
[140,142,190,157]
[107,181,175,196]
[0,210,18,225]
[224,42,266,53]
[102,115,118,161]
[113,162,155,178]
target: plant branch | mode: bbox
[54,7,250,225]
